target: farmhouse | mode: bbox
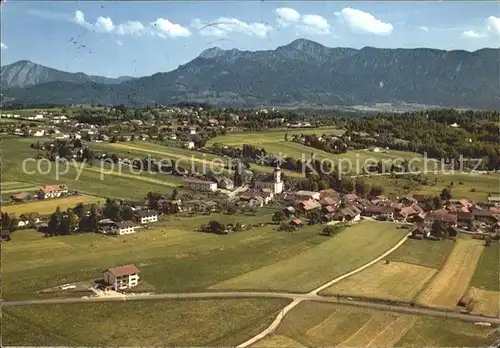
[38,185,69,199]
[295,190,320,201]
[334,206,361,223]
[298,199,322,213]
[11,192,30,202]
[103,264,140,291]
[363,206,396,220]
[183,178,217,192]
[110,220,139,236]
[136,210,158,224]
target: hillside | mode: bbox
[1,60,134,88]
[3,39,499,108]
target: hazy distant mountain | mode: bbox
[3,39,499,109]
[0,60,134,88]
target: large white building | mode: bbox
[103,264,140,290]
[253,166,283,194]
[38,185,69,199]
[112,220,140,235]
[136,210,158,224]
[183,178,217,192]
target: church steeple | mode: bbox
[273,164,282,183]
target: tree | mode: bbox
[73,203,87,219]
[355,179,369,197]
[207,220,224,234]
[431,220,444,239]
[74,139,83,148]
[369,185,384,197]
[48,207,63,236]
[440,187,452,201]
[284,133,288,142]
[308,210,322,225]
[170,188,179,200]
[103,199,122,221]
[317,180,327,191]
[122,206,135,221]
[272,210,286,224]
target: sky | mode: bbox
[1,1,499,78]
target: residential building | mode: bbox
[103,264,140,290]
[11,192,30,202]
[136,210,158,224]
[183,178,218,192]
[253,166,283,194]
[185,141,195,149]
[33,130,45,137]
[38,185,68,199]
[218,177,234,190]
[298,199,322,213]
[296,190,320,201]
[363,206,396,220]
[112,220,140,235]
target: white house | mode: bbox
[170,134,177,140]
[253,166,283,194]
[103,264,140,291]
[136,210,158,224]
[189,128,197,135]
[183,178,217,192]
[112,220,140,235]
[39,185,68,199]
[32,130,45,137]
[295,190,321,201]
[185,141,195,149]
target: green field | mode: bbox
[207,129,426,173]
[470,242,499,291]
[1,195,102,216]
[365,172,500,201]
[2,298,289,346]
[386,238,456,269]
[2,137,181,200]
[1,181,40,192]
[3,212,330,300]
[256,302,496,347]
[210,221,407,293]
[91,140,304,177]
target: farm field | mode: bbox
[321,261,436,303]
[365,172,500,201]
[470,242,499,291]
[386,238,455,269]
[2,137,179,200]
[2,298,289,346]
[416,239,485,309]
[210,221,407,293]
[1,195,102,216]
[91,140,304,177]
[2,213,329,299]
[468,287,500,317]
[256,302,496,347]
[1,181,40,193]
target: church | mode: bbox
[252,166,284,194]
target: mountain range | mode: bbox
[2,39,499,109]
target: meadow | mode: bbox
[322,261,436,303]
[386,238,456,269]
[2,298,289,346]
[210,221,407,293]
[365,172,500,201]
[1,195,102,216]
[3,212,329,299]
[254,302,496,347]
[2,137,180,200]
[416,239,485,309]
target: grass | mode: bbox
[468,287,500,317]
[261,302,496,347]
[1,181,39,192]
[210,221,407,293]
[470,242,499,291]
[1,195,102,216]
[321,261,437,303]
[91,140,304,178]
[416,239,485,309]
[365,172,500,201]
[386,238,456,269]
[2,298,289,346]
[2,137,180,200]
[2,213,330,300]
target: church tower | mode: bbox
[273,165,283,194]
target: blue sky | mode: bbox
[1,1,499,77]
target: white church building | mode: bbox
[253,166,284,194]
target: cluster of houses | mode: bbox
[97,210,159,236]
[10,185,69,203]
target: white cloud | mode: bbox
[274,8,330,35]
[276,7,300,27]
[335,7,393,35]
[116,40,123,46]
[419,26,429,32]
[462,30,488,39]
[1,42,7,50]
[192,17,272,38]
[72,10,190,38]
[486,16,500,36]
[151,18,191,37]
[298,14,331,35]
